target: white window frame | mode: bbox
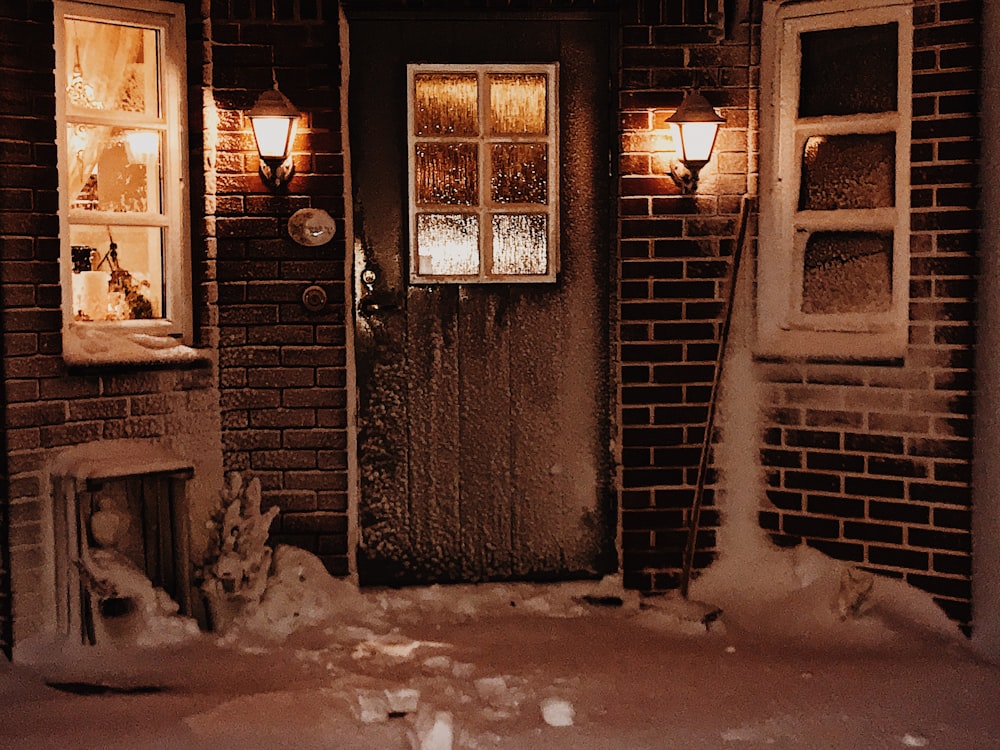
[406,63,560,284]
[757,0,912,360]
[55,0,193,364]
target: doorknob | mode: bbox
[358,265,397,315]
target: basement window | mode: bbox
[407,64,560,283]
[55,0,196,366]
[756,0,912,360]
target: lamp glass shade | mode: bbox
[665,90,725,168]
[248,86,300,162]
[676,121,720,165]
[251,116,296,160]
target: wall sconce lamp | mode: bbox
[248,83,300,191]
[665,89,725,193]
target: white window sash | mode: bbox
[758,0,912,360]
[55,0,192,347]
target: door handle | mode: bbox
[358,265,398,316]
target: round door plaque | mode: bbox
[288,208,336,247]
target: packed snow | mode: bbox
[1,543,998,749]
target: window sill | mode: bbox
[755,324,908,363]
[63,323,211,369]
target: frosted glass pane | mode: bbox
[799,24,897,117]
[492,214,547,275]
[67,126,163,212]
[489,74,547,135]
[801,231,892,315]
[69,224,165,320]
[415,143,478,205]
[799,134,895,211]
[417,214,480,276]
[491,144,547,204]
[65,19,159,116]
[413,74,479,136]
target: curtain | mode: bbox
[66,19,145,202]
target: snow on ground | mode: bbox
[1,549,998,750]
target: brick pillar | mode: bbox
[210,0,351,575]
[617,0,755,592]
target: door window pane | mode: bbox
[413,74,479,136]
[801,231,893,315]
[489,74,548,135]
[415,143,478,205]
[492,215,548,275]
[416,214,480,276]
[799,133,895,210]
[799,23,898,117]
[491,144,547,204]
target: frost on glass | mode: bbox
[413,74,479,136]
[799,134,895,211]
[69,225,165,321]
[417,214,480,276]
[415,143,478,205]
[489,74,547,135]
[68,126,163,212]
[65,19,159,116]
[800,231,892,315]
[491,214,547,275]
[491,144,547,204]
[799,23,897,117]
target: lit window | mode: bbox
[407,64,559,283]
[55,0,195,364]
[757,0,912,359]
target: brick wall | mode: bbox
[208,0,351,575]
[614,0,981,634]
[757,0,980,630]
[616,0,753,591]
[1,0,59,657]
[0,0,224,647]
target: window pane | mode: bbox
[492,214,547,275]
[65,19,159,116]
[417,214,480,276]
[489,74,547,135]
[799,24,897,117]
[69,224,164,321]
[67,125,163,212]
[799,134,895,210]
[413,74,479,136]
[801,231,892,314]
[491,144,547,204]
[415,143,478,205]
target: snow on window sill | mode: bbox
[63,323,210,369]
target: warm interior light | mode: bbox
[124,131,159,162]
[248,84,300,190]
[664,89,725,193]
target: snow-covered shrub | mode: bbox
[199,472,279,632]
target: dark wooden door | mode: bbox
[349,14,615,585]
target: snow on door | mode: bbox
[348,15,615,585]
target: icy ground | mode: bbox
[1,545,998,750]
